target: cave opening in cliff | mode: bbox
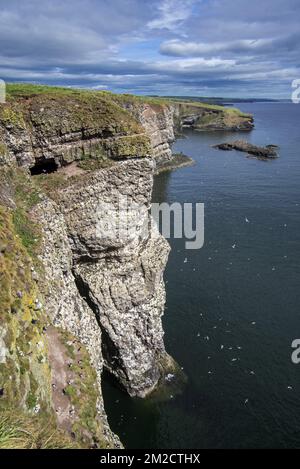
[30,157,59,175]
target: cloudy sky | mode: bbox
[0,0,299,97]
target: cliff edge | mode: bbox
[0,84,253,448]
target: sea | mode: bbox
[103,102,300,449]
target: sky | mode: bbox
[0,0,299,98]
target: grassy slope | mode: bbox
[6,83,169,105]
[1,84,154,163]
[5,83,250,117]
[166,97,251,117]
[5,84,144,136]
[0,411,78,449]
[1,85,252,162]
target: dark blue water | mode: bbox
[102,103,300,448]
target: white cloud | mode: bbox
[147,0,197,31]
[152,57,236,73]
[160,38,276,56]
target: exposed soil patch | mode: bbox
[57,162,86,178]
[46,326,73,433]
[46,325,105,448]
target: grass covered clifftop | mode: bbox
[0,83,253,170]
[0,84,154,168]
[5,83,144,135]
[5,83,250,115]
[5,83,170,107]
[2,85,253,164]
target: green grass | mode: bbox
[78,156,114,171]
[171,98,251,117]
[64,385,77,399]
[33,172,68,194]
[0,411,78,449]
[0,106,26,127]
[12,207,38,256]
[0,168,43,259]
[5,83,251,121]
[58,329,108,448]
[6,83,92,99]
[5,82,231,110]
[5,83,165,106]
[0,206,48,410]
[26,392,38,410]
[6,83,167,105]
[104,90,170,107]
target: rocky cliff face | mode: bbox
[0,92,151,169]
[172,101,254,132]
[34,159,176,398]
[0,86,181,447]
[116,100,175,164]
[0,172,118,447]
[0,85,253,448]
[0,89,253,170]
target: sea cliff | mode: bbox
[0,84,253,448]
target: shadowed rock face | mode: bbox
[73,228,172,397]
